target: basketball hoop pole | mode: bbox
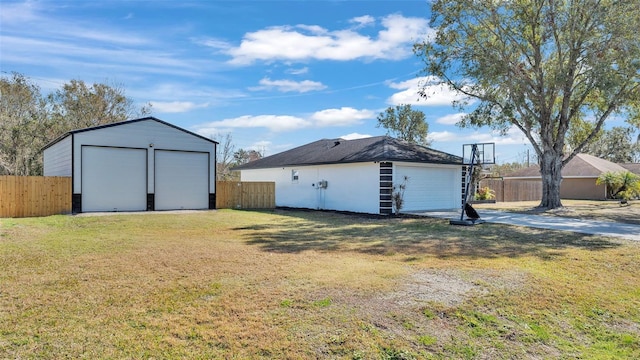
[459,144,478,221]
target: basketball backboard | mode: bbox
[462,143,495,165]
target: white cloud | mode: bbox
[428,131,461,143]
[435,113,467,125]
[340,133,372,140]
[1,3,148,46]
[387,76,471,106]
[286,67,309,75]
[350,15,375,27]
[226,14,430,65]
[428,126,529,146]
[192,37,233,51]
[150,101,210,113]
[250,77,327,93]
[193,106,376,134]
[309,107,375,127]
[194,115,311,134]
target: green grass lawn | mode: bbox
[1,209,639,359]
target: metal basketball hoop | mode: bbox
[451,143,495,226]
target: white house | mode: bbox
[43,117,217,213]
[234,136,464,214]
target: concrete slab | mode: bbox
[410,209,640,241]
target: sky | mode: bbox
[0,0,541,163]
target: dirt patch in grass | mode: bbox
[1,209,639,359]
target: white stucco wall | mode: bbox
[240,162,380,214]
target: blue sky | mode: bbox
[1,0,540,163]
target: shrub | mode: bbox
[474,186,495,200]
[392,176,409,215]
[596,171,640,200]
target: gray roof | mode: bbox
[620,163,640,175]
[234,136,462,170]
[42,116,217,151]
[504,153,628,178]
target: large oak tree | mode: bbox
[415,0,640,209]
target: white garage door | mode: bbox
[395,166,460,211]
[155,150,209,210]
[82,146,147,212]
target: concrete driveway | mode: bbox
[411,209,640,241]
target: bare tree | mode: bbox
[214,133,238,181]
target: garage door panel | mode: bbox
[396,166,459,211]
[82,147,147,212]
[155,151,209,210]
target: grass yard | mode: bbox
[1,209,639,359]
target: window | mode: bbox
[291,169,299,183]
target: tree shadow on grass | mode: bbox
[237,210,622,260]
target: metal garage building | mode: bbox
[43,117,217,213]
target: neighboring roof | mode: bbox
[42,116,217,151]
[504,153,628,178]
[233,136,462,170]
[619,163,640,175]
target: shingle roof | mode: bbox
[620,163,640,175]
[504,153,628,178]
[233,136,462,170]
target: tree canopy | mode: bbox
[567,125,640,163]
[415,0,640,209]
[376,104,431,146]
[0,73,48,175]
[0,73,150,175]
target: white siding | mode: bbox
[155,150,209,210]
[72,119,215,194]
[395,163,461,211]
[241,162,380,214]
[81,147,147,212]
[43,135,72,177]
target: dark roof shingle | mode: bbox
[234,136,462,170]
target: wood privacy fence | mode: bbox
[216,181,275,210]
[0,176,72,218]
[0,177,274,218]
[480,179,542,202]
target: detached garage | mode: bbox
[43,117,217,213]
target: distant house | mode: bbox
[503,153,629,200]
[620,163,640,176]
[233,136,463,214]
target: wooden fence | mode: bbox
[0,176,72,218]
[480,179,542,202]
[0,177,274,218]
[216,181,275,210]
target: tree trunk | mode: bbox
[538,151,563,209]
